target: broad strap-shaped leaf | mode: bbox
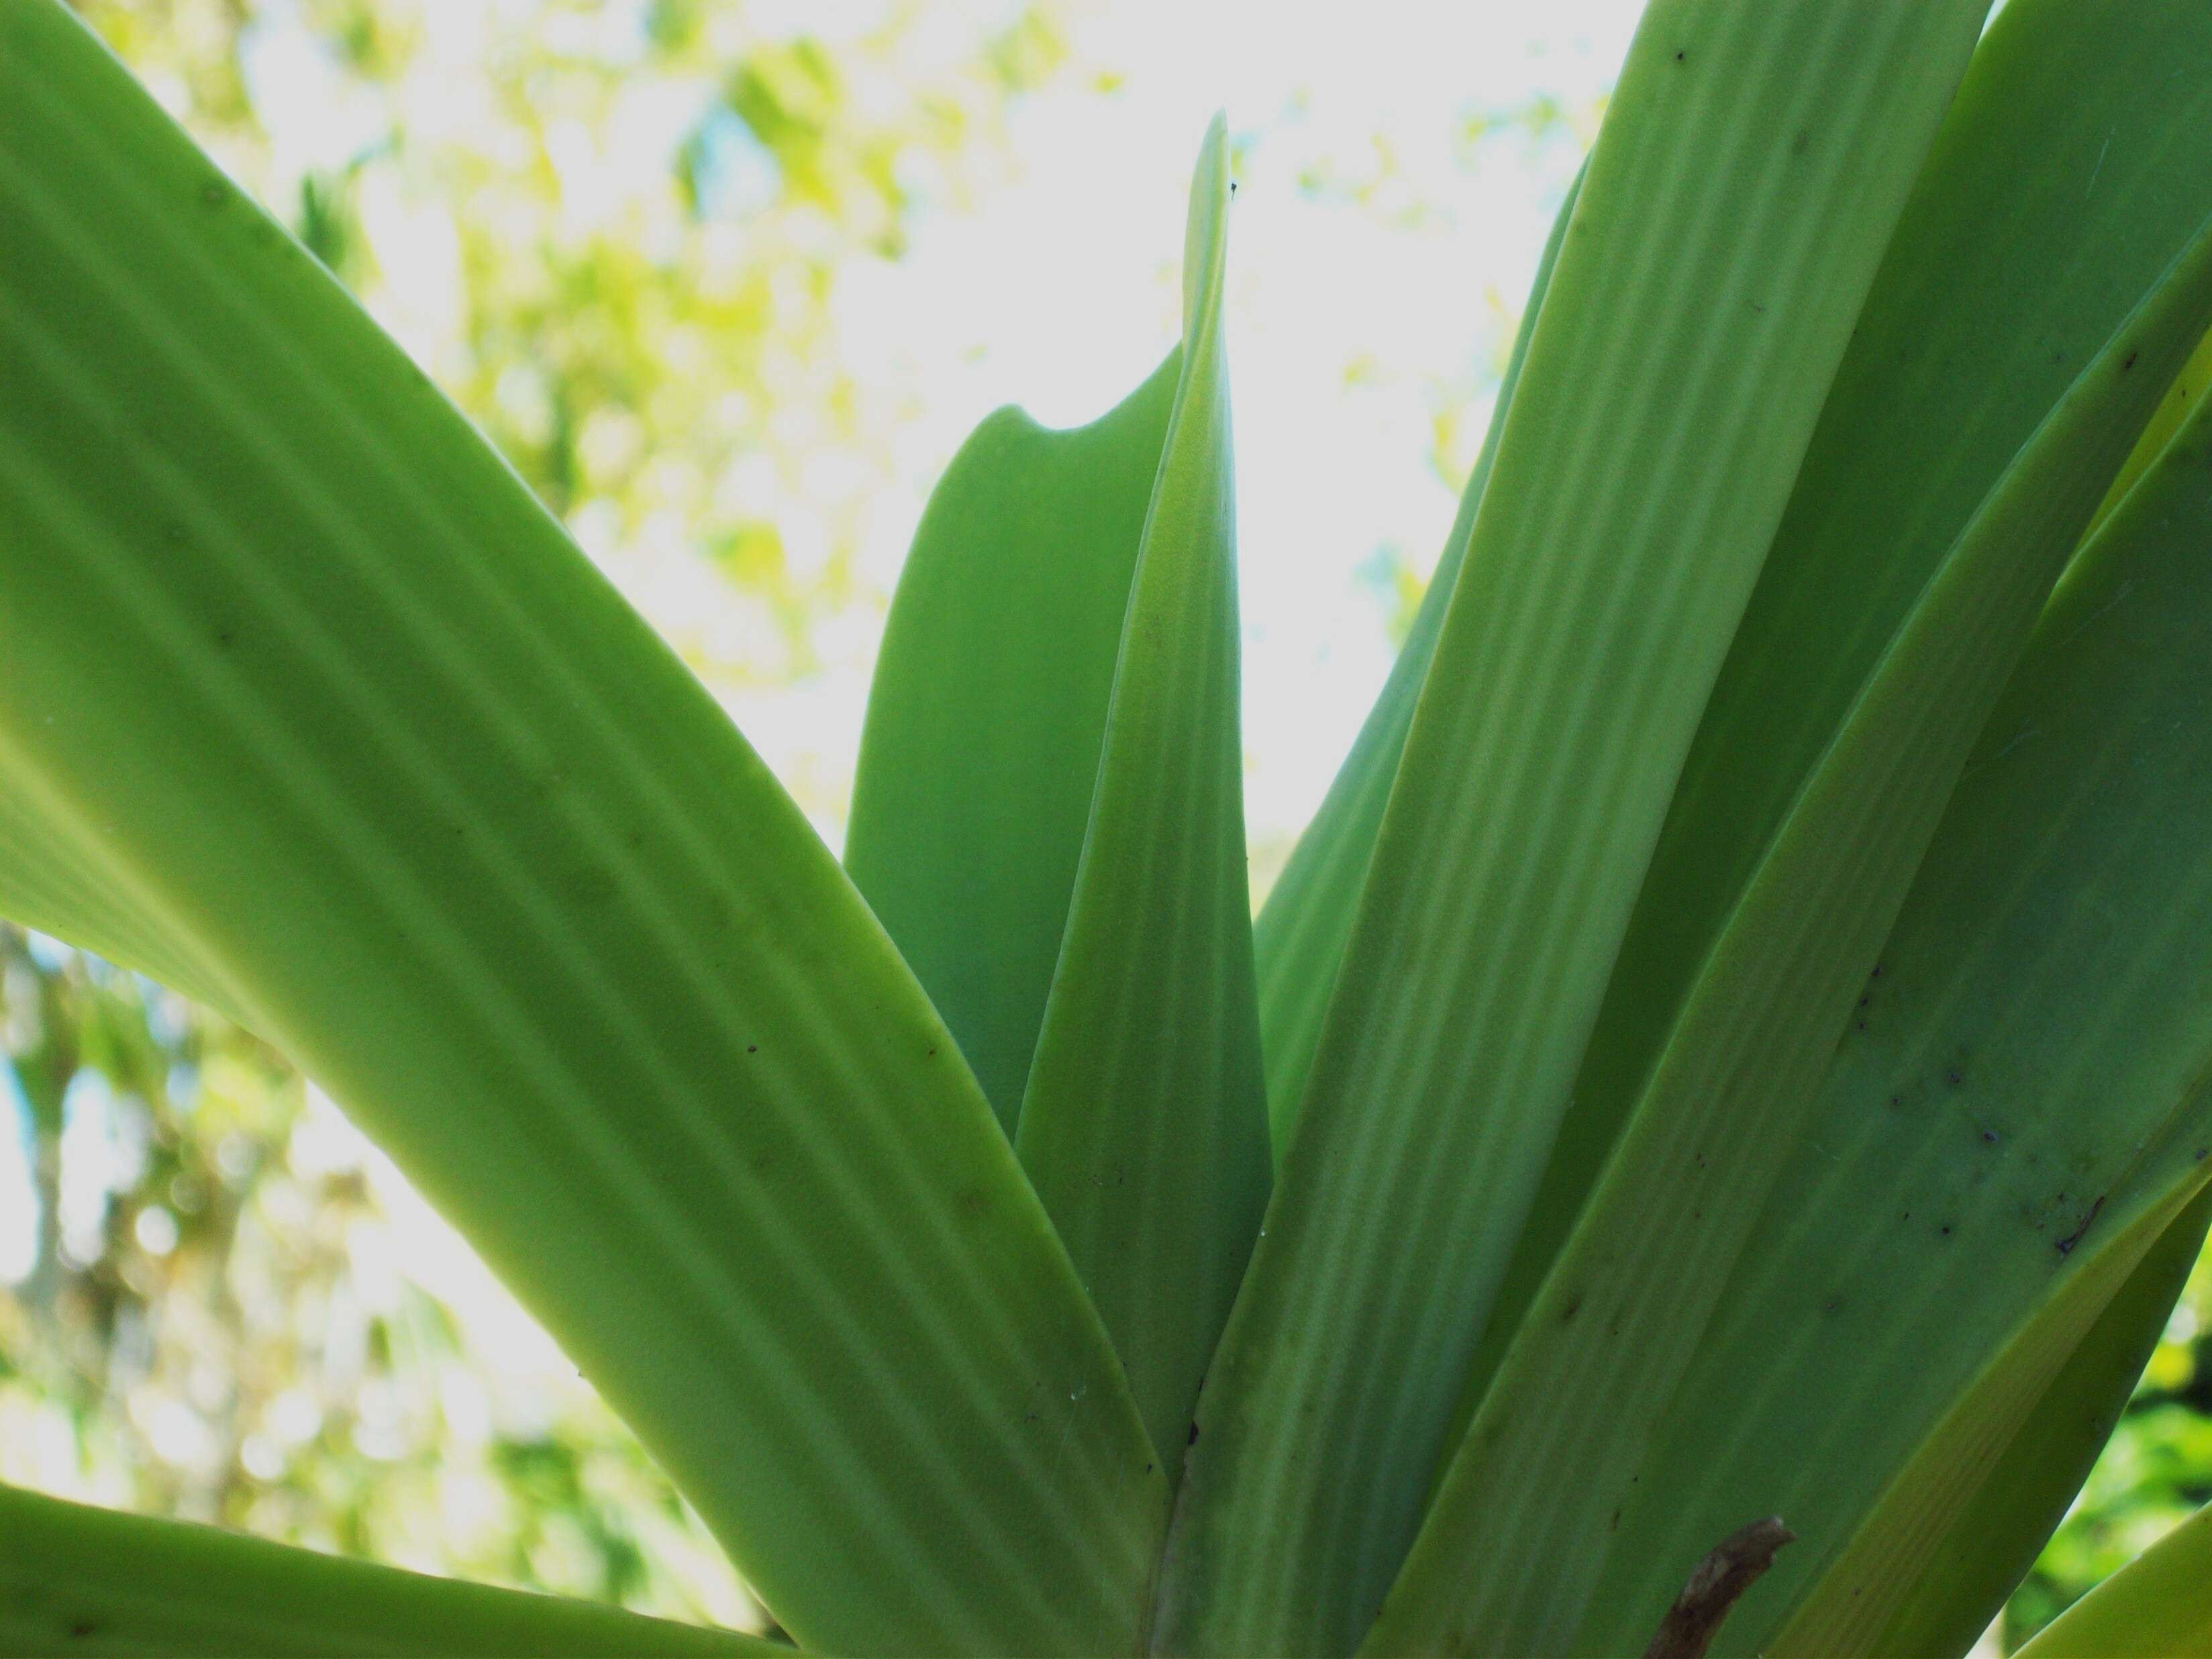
[0,9,1165,1655]
[2013,1499,2212,1659]
[1370,203,2212,1659]
[1248,165,1578,1150]
[845,351,1178,1134]
[1868,1185,2212,1659]
[1461,0,2212,1450]
[1014,118,1270,1487]
[0,778,251,1028]
[1153,7,1991,1654]
[0,1484,775,1657]
[1562,360,2212,1659]
[1767,1180,2212,1659]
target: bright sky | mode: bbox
[1,0,1646,1491]
[836,0,1643,868]
[799,0,1640,866]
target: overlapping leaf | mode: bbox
[846,352,1178,1134]
[1563,357,2212,1658]
[1154,6,1992,1652]
[1014,120,1272,1484]
[0,7,1163,1654]
[0,1485,774,1658]
[1868,1187,2212,1659]
[1460,0,2212,1439]
[1248,166,1578,1149]
[1372,188,2212,1658]
[2014,1499,2212,1658]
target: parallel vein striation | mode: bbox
[0,1483,776,1657]
[1152,6,1991,1654]
[1015,119,1271,1487]
[0,9,1164,1655]
[1464,0,2212,1433]
[1248,166,1578,1152]
[846,352,1179,1136]
[1373,201,2212,1658]
[1569,322,2212,1659]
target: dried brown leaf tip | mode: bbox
[1640,1516,1796,1659]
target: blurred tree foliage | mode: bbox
[4,0,1080,1631]
[13,3,2212,1649]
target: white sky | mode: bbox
[666,0,1644,863]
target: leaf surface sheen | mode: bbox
[1154,5,1993,1654]
[1464,0,2212,1444]
[1371,194,2212,1658]
[1247,165,1578,1151]
[2013,1497,2212,1659]
[1566,336,2212,1659]
[0,9,1164,1655]
[0,1485,776,1658]
[1014,117,1272,1488]
[846,351,1178,1136]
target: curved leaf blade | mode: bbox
[1155,7,1991,1653]
[1461,0,2212,1432]
[0,9,1165,1654]
[1248,165,1578,1150]
[846,352,1179,1134]
[1371,187,2212,1659]
[2014,1499,2212,1659]
[1870,1185,2212,1659]
[0,1485,774,1658]
[1568,345,2212,1658]
[1015,117,1270,1486]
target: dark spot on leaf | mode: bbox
[1674,48,1686,60]
[1940,1225,1952,1238]
[1187,1421,1201,1447]
[1982,1130,1999,1144]
[1946,1068,1962,1087]
[199,181,228,208]
[1562,1295,1582,1323]
[2123,351,2140,372]
[1822,1295,1843,1316]
[2056,1195,2106,1256]
[746,1044,758,1054]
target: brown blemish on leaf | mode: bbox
[1641,1517,1795,1659]
[2055,1194,2106,1256]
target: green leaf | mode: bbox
[0,1484,775,1657]
[1870,1185,2212,1659]
[845,351,1179,1135]
[1154,6,1991,1653]
[1770,1183,2212,1659]
[1013,117,1271,1486]
[0,7,1164,1654]
[0,778,252,1029]
[1564,348,2212,1658]
[1248,164,1578,1150]
[1370,180,2212,1659]
[1460,0,2212,1452]
[2013,1500,2212,1659]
